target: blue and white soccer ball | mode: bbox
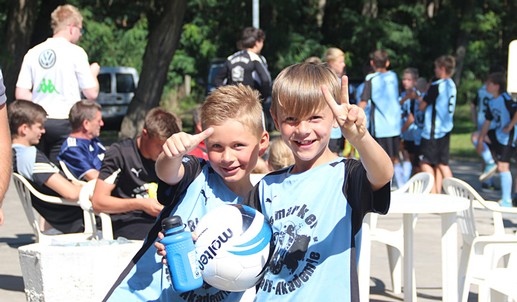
[194,204,272,292]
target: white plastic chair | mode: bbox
[370,172,434,294]
[59,160,86,185]
[442,177,517,302]
[12,172,98,244]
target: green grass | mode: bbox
[450,103,478,161]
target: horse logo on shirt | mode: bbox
[38,49,56,69]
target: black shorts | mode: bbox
[487,130,515,163]
[375,136,401,158]
[404,140,421,167]
[420,133,450,165]
[403,140,421,155]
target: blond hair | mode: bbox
[51,4,83,33]
[271,62,340,119]
[434,55,456,76]
[324,47,344,64]
[201,84,264,138]
[268,138,294,171]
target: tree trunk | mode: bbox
[453,0,475,86]
[1,0,39,102]
[119,0,187,139]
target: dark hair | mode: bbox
[143,107,182,140]
[370,49,389,68]
[434,55,456,76]
[69,100,102,131]
[8,100,47,137]
[237,27,265,49]
[487,72,507,94]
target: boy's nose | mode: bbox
[221,149,234,162]
[296,121,310,134]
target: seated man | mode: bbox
[58,100,106,181]
[91,108,181,240]
[9,100,84,233]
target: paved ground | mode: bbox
[1,159,516,301]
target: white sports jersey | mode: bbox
[16,37,97,119]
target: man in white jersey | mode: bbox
[15,4,99,166]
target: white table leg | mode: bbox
[441,212,458,302]
[403,213,417,302]
[358,214,371,302]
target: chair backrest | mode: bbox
[395,172,434,194]
[59,160,86,185]
[12,172,96,243]
[442,177,507,237]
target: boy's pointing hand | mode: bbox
[162,128,214,158]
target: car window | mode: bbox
[116,73,135,93]
[98,73,111,93]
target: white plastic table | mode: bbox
[359,192,470,302]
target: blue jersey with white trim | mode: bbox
[58,137,106,180]
[421,78,456,140]
[249,158,390,301]
[485,92,517,146]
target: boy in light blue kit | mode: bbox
[477,72,517,207]
[103,84,269,301]
[247,62,393,301]
[418,55,457,193]
[359,50,401,187]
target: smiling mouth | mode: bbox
[294,139,316,146]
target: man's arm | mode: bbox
[83,169,100,181]
[44,173,82,201]
[80,63,100,100]
[91,178,163,217]
[15,87,32,101]
[0,104,11,225]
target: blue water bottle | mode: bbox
[161,216,203,292]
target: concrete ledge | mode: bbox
[18,240,142,301]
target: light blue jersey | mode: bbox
[475,85,494,131]
[400,90,424,145]
[485,92,517,146]
[356,82,372,132]
[421,78,456,140]
[247,158,390,301]
[105,156,245,302]
[361,71,401,138]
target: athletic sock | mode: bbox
[480,143,494,165]
[500,171,512,202]
[394,163,404,188]
[403,161,412,183]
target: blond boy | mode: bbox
[104,84,269,301]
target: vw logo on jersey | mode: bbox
[38,49,56,69]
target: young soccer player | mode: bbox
[477,72,517,207]
[399,68,424,182]
[359,49,401,186]
[247,62,392,300]
[103,84,269,301]
[418,55,457,193]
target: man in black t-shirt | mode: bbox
[91,108,181,240]
[214,27,274,131]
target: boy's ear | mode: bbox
[258,131,270,157]
[19,123,29,136]
[385,60,390,68]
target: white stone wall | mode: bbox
[19,241,142,302]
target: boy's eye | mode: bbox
[309,115,323,121]
[284,117,298,124]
